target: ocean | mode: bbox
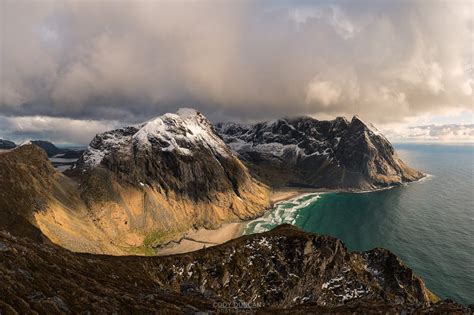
[244,143,474,305]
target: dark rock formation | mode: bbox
[0,139,16,149]
[215,116,424,190]
[0,225,469,314]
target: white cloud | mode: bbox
[306,80,341,106]
[289,5,356,39]
[288,7,323,27]
[0,116,119,144]
[461,79,473,96]
[386,124,474,143]
[328,5,356,40]
[426,62,444,94]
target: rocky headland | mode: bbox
[216,116,424,190]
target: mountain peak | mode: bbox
[351,114,368,126]
[132,108,224,157]
[351,115,382,136]
[176,107,200,118]
[80,109,230,169]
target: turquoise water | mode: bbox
[244,144,474,305]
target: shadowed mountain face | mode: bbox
[216,116,424,190]
[1,225,470,314]
[0,109,270,254]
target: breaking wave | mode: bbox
[244,193,322,234]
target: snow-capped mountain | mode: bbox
[62,109,269,252]
[215,115,423,190]
[75,108,266,200]
[79,108,232,170]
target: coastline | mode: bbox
[270,188,322,204]
[154,179,427,256]
[155,188,313,256]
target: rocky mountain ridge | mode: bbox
[0,225,471,314]
[216,115,424,190]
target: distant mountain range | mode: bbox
[0,139,84,158]
[1,113,424,191]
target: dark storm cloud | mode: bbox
[0,0,472,144]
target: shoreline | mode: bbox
[154,188,314,256]
[155,221,248,256]
[154,178,428,256]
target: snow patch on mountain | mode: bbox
[81,108,231,168]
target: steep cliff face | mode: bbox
[216,116,423,190]
[0,110,270,254]
[1,225,469,314]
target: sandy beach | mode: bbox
[155,188,314,256]
[155,222,246,256]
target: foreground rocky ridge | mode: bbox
[216,116,424,190]
[0,225,470,314]
[0,109,270,254]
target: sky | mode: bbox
[0,0,473,145]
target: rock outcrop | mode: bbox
[1,225,470,314]
[216,116,424,190]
